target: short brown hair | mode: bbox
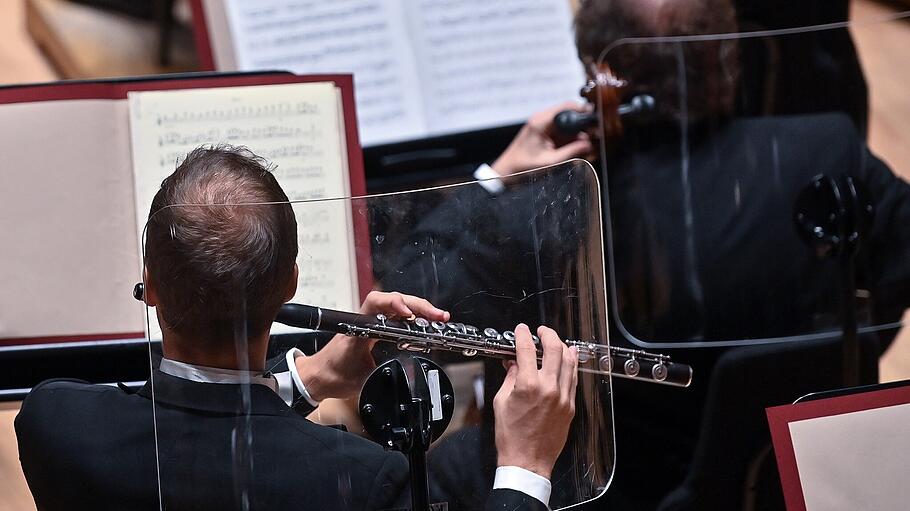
[144,146,297,343]
[574,0,740,123]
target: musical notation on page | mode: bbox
[222,0,427,145]
[128,82,360,336]
[409,0,585,135]
[217,0,584,146]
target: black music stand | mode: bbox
[794,173,874,387]
[359,356,455,511]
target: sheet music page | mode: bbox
[221,0,426,146]
[406,0,585,136]
[128,82,359,337]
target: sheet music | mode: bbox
[215,0,584,146]
[222,0,427,146]
[407,0,585,136]
[129,83,359,338]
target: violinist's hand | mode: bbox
[295,291,450,401]
[491,101,594,178]
[493,324,578,479]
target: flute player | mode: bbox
[15,145,578,511]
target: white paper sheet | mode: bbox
[788,402,910,510]
[128,82,360,337]
[407,0,585,136]
[217,0,585,146]
[222,0,427,145]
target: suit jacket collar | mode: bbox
[137,369,292,416]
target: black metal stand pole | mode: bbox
[795,174,872,389]
[408,434,430,511]
[841,255,859,388]
[359,357,454,511]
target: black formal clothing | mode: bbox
[16,371,546,511]
[380,112,910,509]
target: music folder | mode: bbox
[766,380,910,511]
[0,72,368,347]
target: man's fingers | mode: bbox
[552,138,594,162]
[502,361,518,391]
[539,326,563,380]
[558,345,578,404]
[384,292,414,317]
[530,101,589,128]
[401,294,449,321]
[513,324,538,383]
[363,291,451,321]
[362,290,412,317]
[493,362,518,408]
[568,351,579,404]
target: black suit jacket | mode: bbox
[16,371,546,511]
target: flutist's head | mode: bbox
[574,0,740,123]
[143,145,298,368]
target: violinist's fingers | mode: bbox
[552,138,594,162]
[529,101,589,128]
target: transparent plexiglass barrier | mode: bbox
[142,160,615,509]
[593,13,910,349]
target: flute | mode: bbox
[276,303,692,387]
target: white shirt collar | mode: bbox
[159,358,278,394]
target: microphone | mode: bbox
[553,94,655,137]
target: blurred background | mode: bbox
[1,0,909,509]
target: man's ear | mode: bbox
[142,267,159,306]
[284,263,298,302]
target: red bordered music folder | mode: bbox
[766,381,910,511]
[0,72,370,347]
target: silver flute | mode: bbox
[276,303,692,387]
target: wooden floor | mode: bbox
[1,0,910,508]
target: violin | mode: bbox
[552,64,655,142]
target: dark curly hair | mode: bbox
[574,0,741,123]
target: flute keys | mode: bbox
[446,322,467,334]
[651,363,668,382]
[431,321,446,332]
[502,330,515,342]
[414,317,430,329]
[624,358,640,377]
[464,324,479,336]
[483,328,500,339]
[598,355,612,373]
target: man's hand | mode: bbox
[491,101,594,178]
[493,324,578,479]
[295,291,450,401]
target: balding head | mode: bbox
[574,0,740,122]
[144,146,297,345]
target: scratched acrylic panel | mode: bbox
[595,15,910,349]
[142,160,613,509]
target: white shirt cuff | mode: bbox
[493,466,551,508]
[286,348,321,407]
[474,163,506,195]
